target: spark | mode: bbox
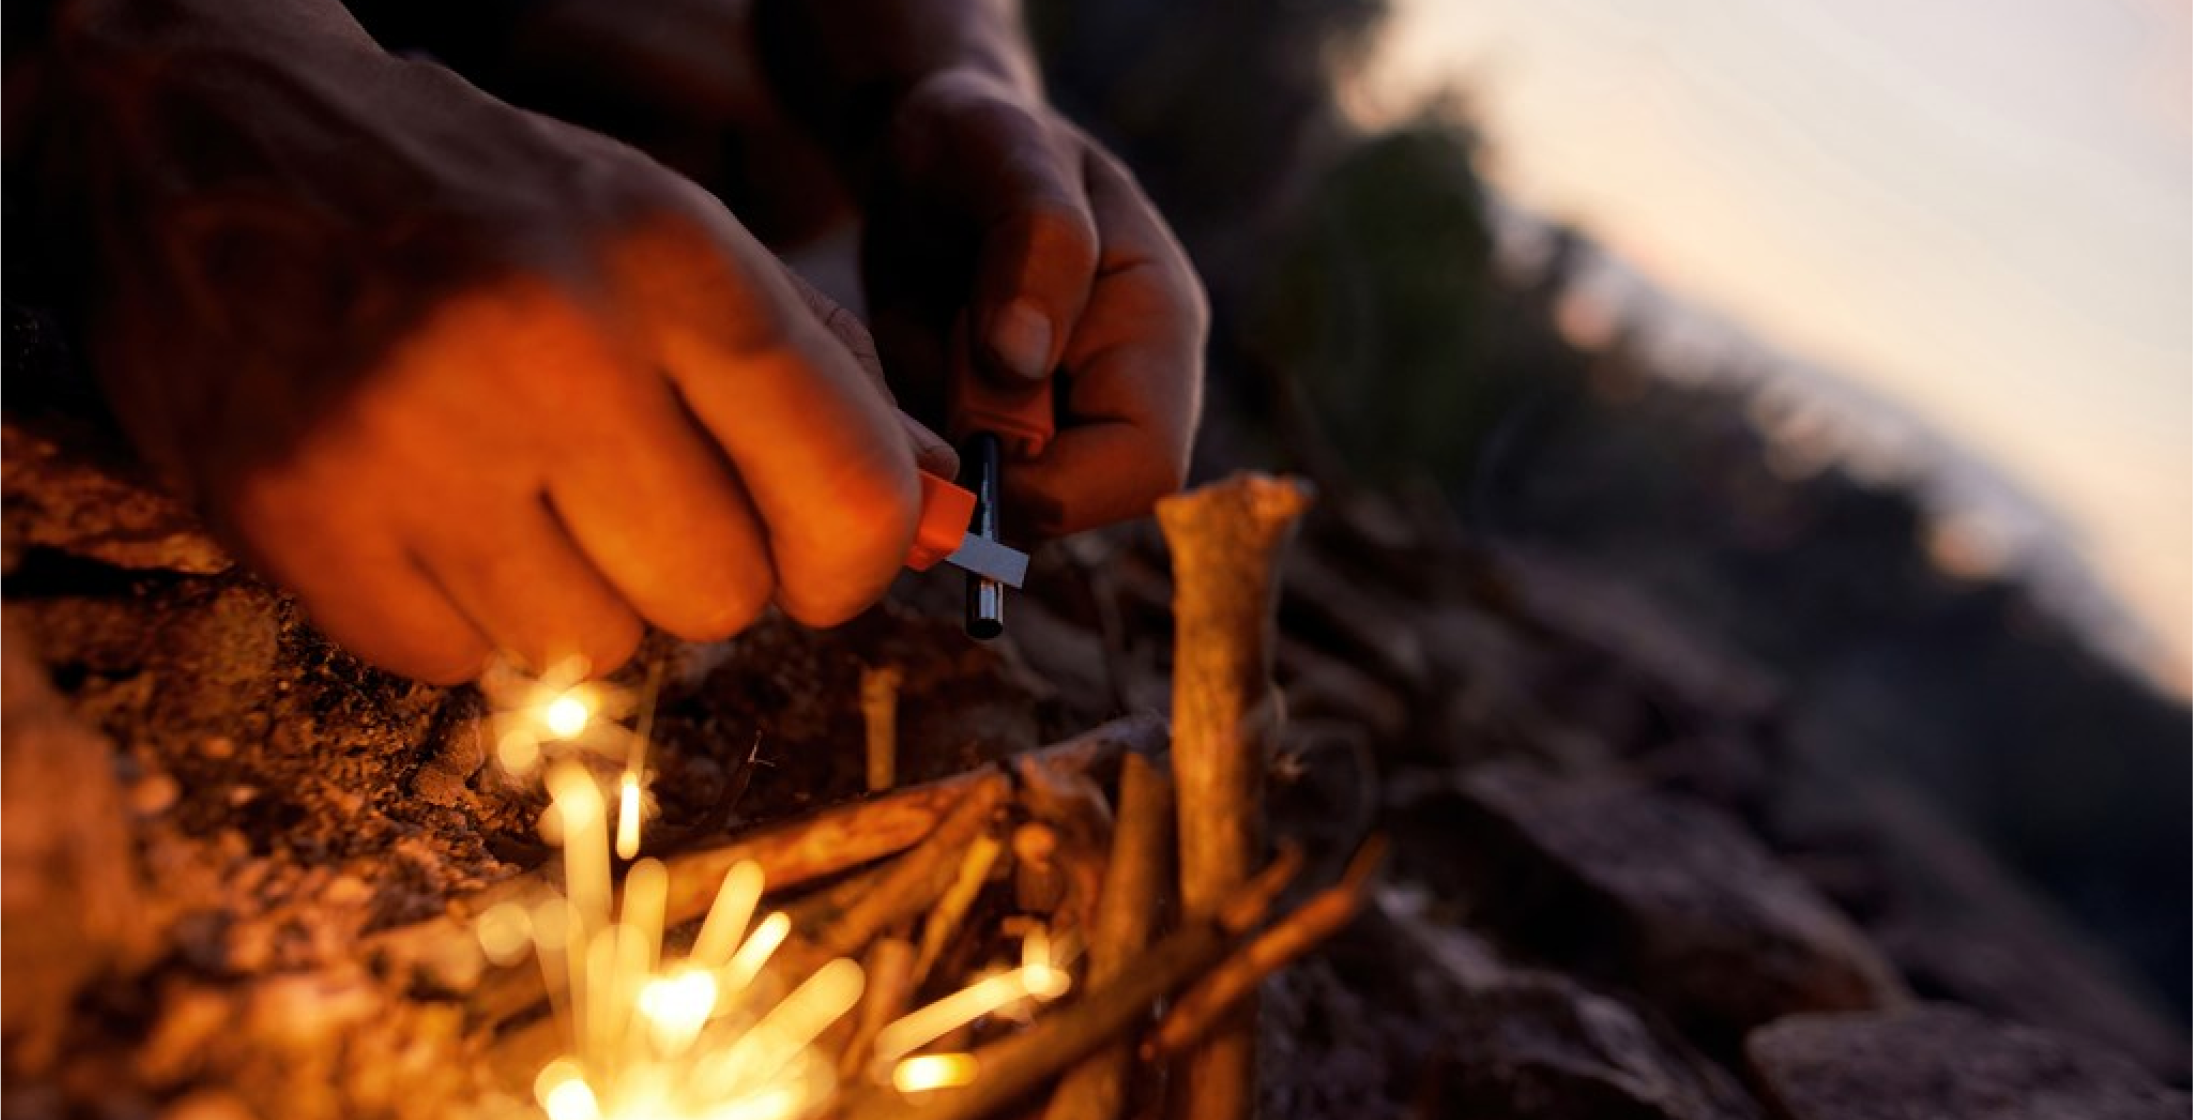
[1020,924,1071,1001]
[544,692,591,739]
[690,861,766,971]
[476,902,534,967]
[871,970,1033,1069]
[499,728,542,773]
[615,772,644,861]
[537,1060,602,1120]
[475,661,861,1120]
[891,1052,979,1093]
[480,654,640,776]
[871,924,1076,1079]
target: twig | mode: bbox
[1145,837,1387,1060]
[861,665,906,792]
[1045,752,1175,1120]
[1011,822,1066,916]
[657,781,965,930]
[1155,472,1313,1120]
[1012,754,1116,936]
[913,831,1005,987]
[835,854,1303,1120]
[371,715,1166,995]
[800,773,1010,966]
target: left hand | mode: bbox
[859,69,1207,535]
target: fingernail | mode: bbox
[987,298,1053,382]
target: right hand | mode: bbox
[45,2,931,683]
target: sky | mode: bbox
[1345,0,2193,690]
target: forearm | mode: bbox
[753,0,1041,180]
[8,0,392,181]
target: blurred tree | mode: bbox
[1248,122,1504,484]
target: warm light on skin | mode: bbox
[891,1053,980,1094]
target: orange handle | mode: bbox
[946,316,1055,459]
[950,373,1054,460]
[906,470,977,572]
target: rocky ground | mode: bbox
[4,300,2186,1120]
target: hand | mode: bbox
[860,69,1207,535]
[42,1,930,683]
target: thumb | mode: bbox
[966,120,1099,386]
[891,73,1099,385]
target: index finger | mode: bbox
[611,191,921,626]
[1010,142,1207,535]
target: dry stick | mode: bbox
[1144,837,1388,1061]
[416,716,1165,1017]
[1155,472,1314,1120]
[656,709,1162,933]
[1012,757,1116,936]
[1044,752,1176,1120]
[655,782,961,927]
[798,773,1010,967]
[912,831,1006,986]
[835,853,1302,1120]
[1011,822,1065,915]
[861,665,906,792]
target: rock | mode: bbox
[0,615,156,1072]
[1374,888,1762,1120]
[1778,776,2188,1080]
[1747,1004,2187,1120]
[1424,980,1759,1120]
[0,413,230,576]
[1418,764,1903,1046]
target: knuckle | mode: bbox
[548,604,642,678]
[582,614,645,676]
[1022,199,1099,261]
[662,572,774,643]
[777,468,919,627]
[403,637,494,686]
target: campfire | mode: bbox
[339,473,1374,1120]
